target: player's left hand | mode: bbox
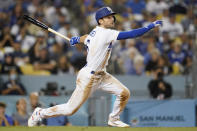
[70,36,80,46]
[147,20,163,29]
[153,20,163,27]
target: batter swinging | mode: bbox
[28,7,162,127]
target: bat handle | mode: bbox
[48,28,70,41]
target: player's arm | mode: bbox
[69,34,88,46]
[117,20,162,40]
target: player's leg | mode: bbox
[40,85,90,117]
[99,73,130,127]
[28,68,95,126]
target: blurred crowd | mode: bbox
[0,92,71,126]
[0,0,196,76]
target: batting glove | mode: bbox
[147,20,163,29]
[153,20,163,27]
[70,36,80,46]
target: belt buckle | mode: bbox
[91,71,95,74]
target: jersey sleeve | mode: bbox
[106,29,120,43]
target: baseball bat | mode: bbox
[23,15,70,41]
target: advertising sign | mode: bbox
[121,99,196,127]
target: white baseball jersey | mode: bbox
[84,26,119,71]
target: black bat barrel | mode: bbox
[23,15,48,30]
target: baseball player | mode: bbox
[28,7,162,127]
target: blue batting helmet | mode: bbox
[95,7,116,24]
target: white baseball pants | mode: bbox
[40,67,130,120]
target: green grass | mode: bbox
[0,126,197,131]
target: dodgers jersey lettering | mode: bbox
[84,26,119,71]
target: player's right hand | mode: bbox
[70,36,80,46]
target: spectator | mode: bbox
[55,22,79,46]
[69,44,87,73]
[28,31,47,63]
[12,40,29,67]
[132,55,145,75]
[121,9,133,31]
[15,24,36,52]
[52,13,68,31]
[181,34,193,56]
[143,37,157,64]
[146,0,168,15]
[135,37,148,56]
[168,40,186,74]
[142,12,157,27]
[111,40,128,74]
[161,9,170,23]
[0,10,8,29]
[156,55,172,75]
[0,53,22,74]
[10,3,24,26]
[126,54,144,75]
[33,47,57,74]
[124,47,139,74]
[82,0,101,18]
[156,31,171,55]
[43,103,71,126]
[145,48,160,73]
[112,40,127,58]
[0,68,26,95]
[169,0,187,15]
[12,98,29,126]
[11,16,24,37]
[27,0,40,15]
[56,55,74,75]
[182,55,192,75]
[126,0,146,14]
[148,67,173,100]
[161,14,183,39]
[49,42,64,61]
[27,92,44,114]
[45,1,71,26]
[0,102,14,126]
[181,8,194,32]
[0,26,15,48]
[111,0,126,15]
[187,15,197,35]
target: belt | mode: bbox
[91,71,95,74]
[90,71,105,75]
